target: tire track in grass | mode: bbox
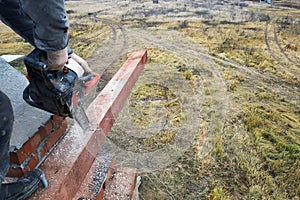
[87,15,128,76]
[264,20,300,79]
[273,23,300,68]
[97,27,229,173]
[95,24,299,173]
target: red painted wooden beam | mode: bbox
[30,49,147,200]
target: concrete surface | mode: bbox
[0,57,50,150]
[0,55,24,62]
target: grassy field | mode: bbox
[0,0,299,199]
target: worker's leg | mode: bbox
[0,0,69,52]
[0,91,43,199]
[0,0,35,46]
[0,90,14,185]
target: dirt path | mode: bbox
[87,16,128,75]
[264,19,300,78]
[97,26,230,172]
[96,18,299,170]
[65,0,300,198]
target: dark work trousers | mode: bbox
[0,0,29,186]
[0,0,68,187]
[0,91,14,185]
[0,0,68,185]
[0,0,69,52]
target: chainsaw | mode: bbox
[23,48,97,130]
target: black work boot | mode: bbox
[0,168,44,200]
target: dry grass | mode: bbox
[0,23,33,55]
[1,1,299,199]
[68,18,111,58]
[123,2,300,200]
